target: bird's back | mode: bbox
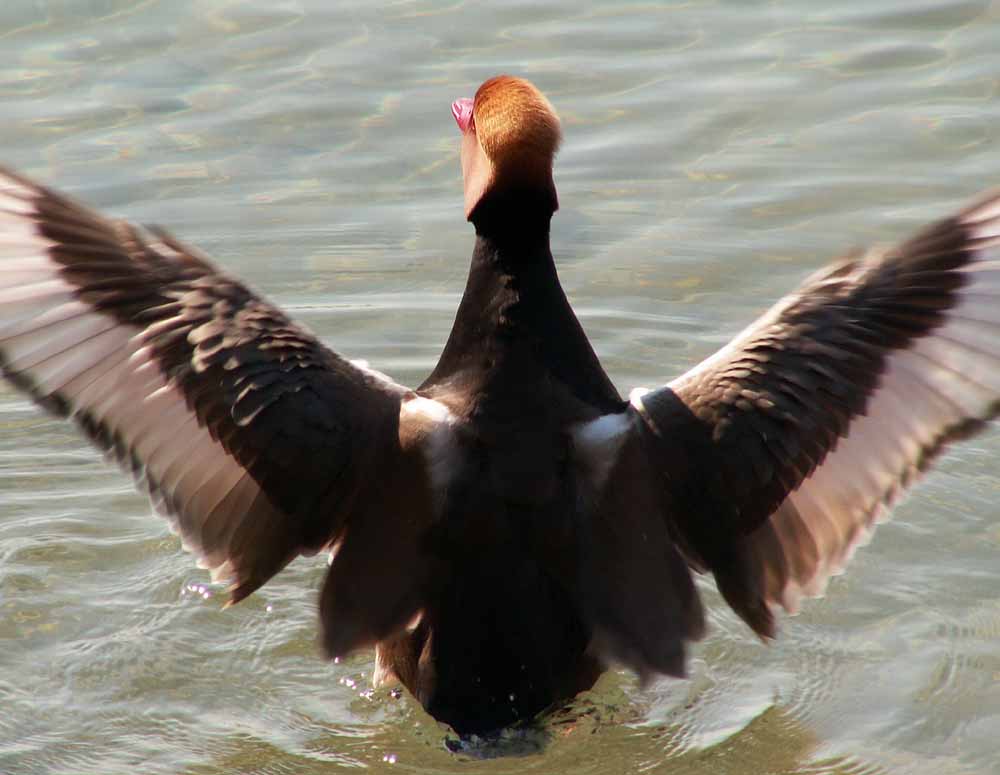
[409,375,603,730]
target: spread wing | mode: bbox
[0,168,442,652]
[609,191,1000,639]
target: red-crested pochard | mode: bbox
[2,75,1000,736]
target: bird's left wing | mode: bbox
[577,191,1000,649]
[0,168,444,655]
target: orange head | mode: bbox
[452,76,561,221]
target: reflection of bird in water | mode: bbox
[2,74,1000,737]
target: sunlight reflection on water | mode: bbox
[2,1,1000,773]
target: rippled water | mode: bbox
[2,1,1000,773]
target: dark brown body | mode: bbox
[378,196,621,733]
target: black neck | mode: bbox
[420,199,622,413]
[470,184,558,238]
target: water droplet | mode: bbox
[265,604,273,613]
[382,753,397,764]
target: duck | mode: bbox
[2,74,1000,737]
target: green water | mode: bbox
[2,1,1000,773]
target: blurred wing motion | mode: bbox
[0,168,444,653]
[622,192,1000,637]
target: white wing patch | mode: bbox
[0,187,272,589]
[755,200,1000,613]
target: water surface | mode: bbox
[2,1,1000,773]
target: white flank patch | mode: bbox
[401,395,454,425]
[572,411,631,494]
[400,395,457,509]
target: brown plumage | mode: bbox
[2,75,1000,737]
